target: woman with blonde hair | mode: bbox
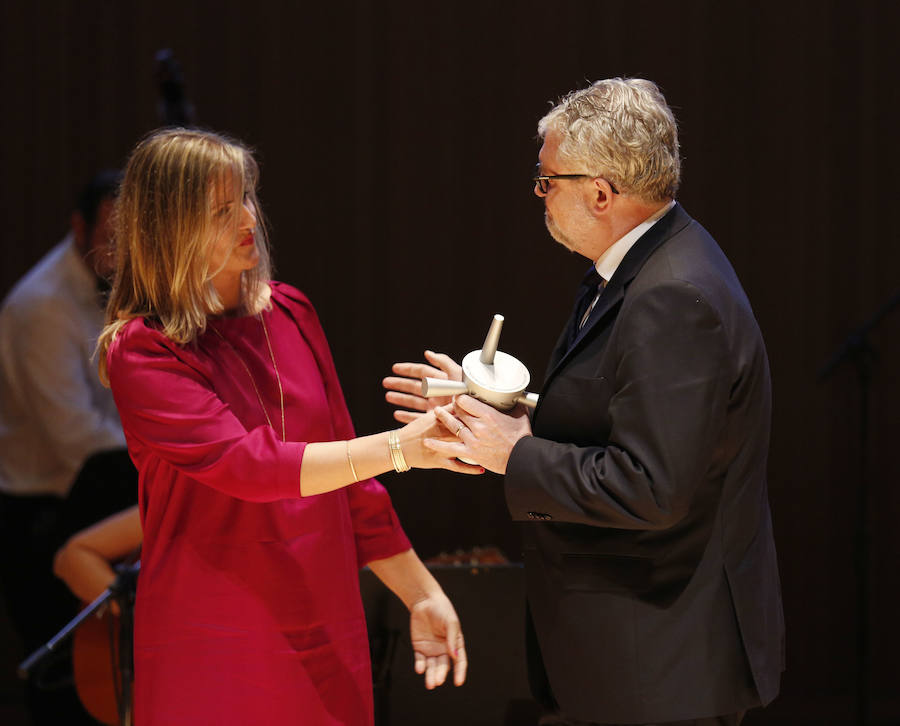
[97,128,475,725]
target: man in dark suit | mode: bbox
[385,78,784,725]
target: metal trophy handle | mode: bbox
[421,314,538,410]
[421,378,468,397]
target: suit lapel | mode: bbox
[542,203,691,389]
[546,323,572,373]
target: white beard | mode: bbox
[544,212,576,252]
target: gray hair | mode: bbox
[538,78,681,202]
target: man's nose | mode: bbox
[534,181,547,198]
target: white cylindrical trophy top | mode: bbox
[479,314,505,365]
[462,350,530,394]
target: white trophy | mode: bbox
[421,314,539,411]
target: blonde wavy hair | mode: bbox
[97,128,272,383]
[538,78,681,203]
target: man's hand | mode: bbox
[383,351,462,423]
[409,593,468,689]
[427,395,533,474]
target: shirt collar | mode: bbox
[594,200,676,281]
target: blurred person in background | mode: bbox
[0,170,138,726]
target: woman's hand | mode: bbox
[383,351,462,423]
[366,550,467,690]
[409,593,467,689]
[396,409,483,475]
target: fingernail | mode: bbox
[479,467,485,474]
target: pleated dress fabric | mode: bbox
[107,282,410,725]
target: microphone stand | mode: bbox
[818,289,900,726]
[18,562,140,726]
[112,562,138,726]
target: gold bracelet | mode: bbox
[346,440,359,483]
[388,430,410,473]
[387,431,397,471]
[388,431,401,472]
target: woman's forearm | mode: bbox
[299,411,479,497]
[300,432,395,497]
[366,548,444,609]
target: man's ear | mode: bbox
[71,212,88,253]
[589,177,616,216]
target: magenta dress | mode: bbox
[107,282,410,725]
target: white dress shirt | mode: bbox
[595,200,676,282]
[0,235,125,496]
[577,201,677,328]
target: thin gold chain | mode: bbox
[210,314,286,442]
[259,314,286,442]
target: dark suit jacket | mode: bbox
[505,204,784,723]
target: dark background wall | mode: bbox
[1,1,898,723]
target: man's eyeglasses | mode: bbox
[533,163,619,195]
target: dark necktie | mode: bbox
[567,266,604,347]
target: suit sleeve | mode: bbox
[505,280,731,529]
[107,321,304,502]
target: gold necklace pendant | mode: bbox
[210,315,286,443]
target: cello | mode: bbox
[72,558,139,726]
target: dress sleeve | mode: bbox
[107,320,304,503]
[271,283,412,565]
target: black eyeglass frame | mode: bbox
[533,163,619,195]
